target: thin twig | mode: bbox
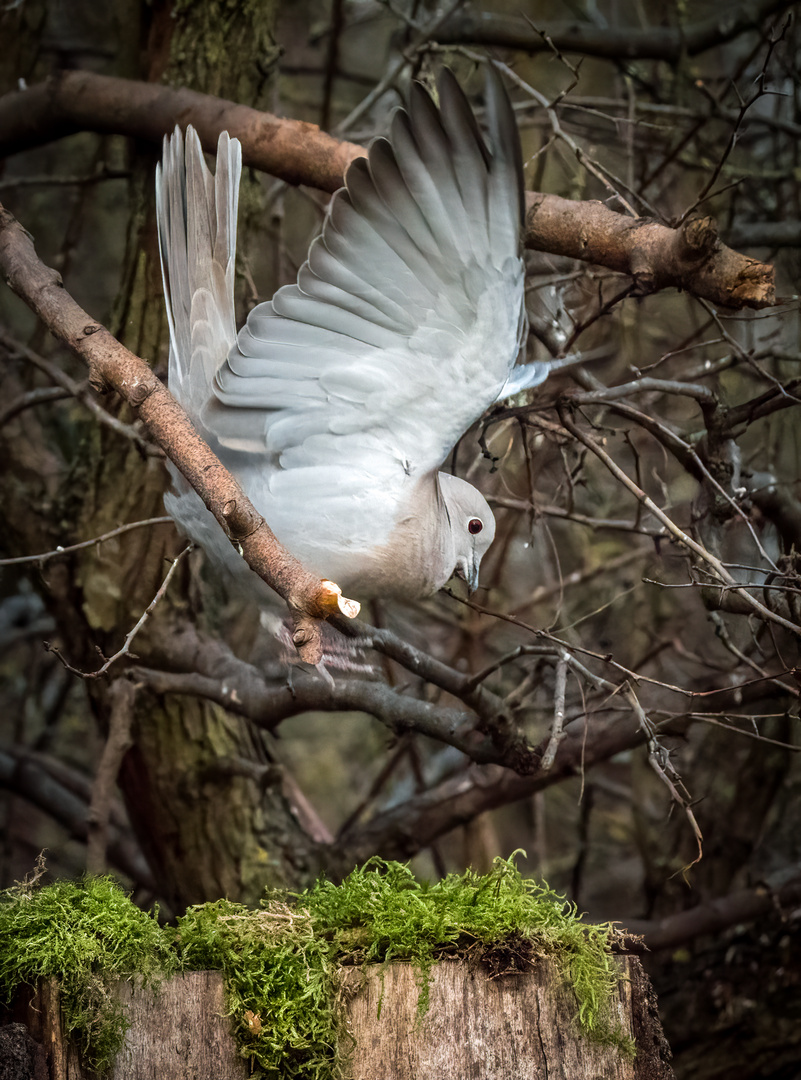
[557,405,800,635]
[46,544,193,679]
[335,0,465,134]
[0,517,175,567]
[625,685,704,868]
[0,327,157,454]
[676,17,791,226]
[541,658,568,770]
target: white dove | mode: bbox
[156,67,549,602]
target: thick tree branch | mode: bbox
[333,711,695,867]
[526,194,774,309]
[0,71,774,310]
[622,873,801,953]
[0,70,364,192]
[134,666,524,768]
[435,0,794,61]
[0,203,358,664]
[137,619,541,775]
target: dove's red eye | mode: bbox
[468,518,483,535]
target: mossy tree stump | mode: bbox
[8,957,673,1080]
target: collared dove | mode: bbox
[156,68,549,601]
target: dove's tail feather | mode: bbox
[156,126,242,422]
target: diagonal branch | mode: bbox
[333,709,696,866]
[0,202,358,665]
[556,403,801,637]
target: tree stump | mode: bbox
[5,957,673,1079]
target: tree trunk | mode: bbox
[0,0,317,904]
[8,958,674,1080]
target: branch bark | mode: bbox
[134,620,541,775]
[0,203,357,664]
[525,194,774,309]
[622,873,801,953]
[0,70,364,192]
[86,679,136,875]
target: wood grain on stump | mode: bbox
[6,957,673,1079]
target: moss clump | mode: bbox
[305,853,621,1029]
[177,853,629,1077]
[178,897,341,1079]
[0,874,175,1075]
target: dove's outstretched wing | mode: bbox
[205,68,526,497]
[157,67,528,594]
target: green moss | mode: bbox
[0,874,175,1075]
[0,855,631,1078]
[178,898,341,1079]
[178,853,632,1077]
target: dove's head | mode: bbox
[436,472,496,594]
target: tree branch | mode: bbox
[525,194,774,309]
[0,71,774,310]
[622,872,801,953]
[134,665,527,768]
[0,70,364,192]
[135,620,542,775]
[86,679,135,875]
[434,0,794,61]
[333,710,695,866]
[0,749,154,888]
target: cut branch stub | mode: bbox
[0,203,359,666]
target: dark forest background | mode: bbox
[1,1,800,1076]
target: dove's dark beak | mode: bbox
[455,556,480,595]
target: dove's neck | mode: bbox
[342,474,452,600]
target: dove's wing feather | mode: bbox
[157,128,240,415]
[206,66,526,485]
[156,126,242,424]
[158,68,527,593]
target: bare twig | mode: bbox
[626,686,704,868]
[676,16,792,226]
[541,658,568,770]
[46,545,193,679]
[0,517,174,567]
[335,0,466,134]
[556,404,801,636]
[0,327,156,453]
